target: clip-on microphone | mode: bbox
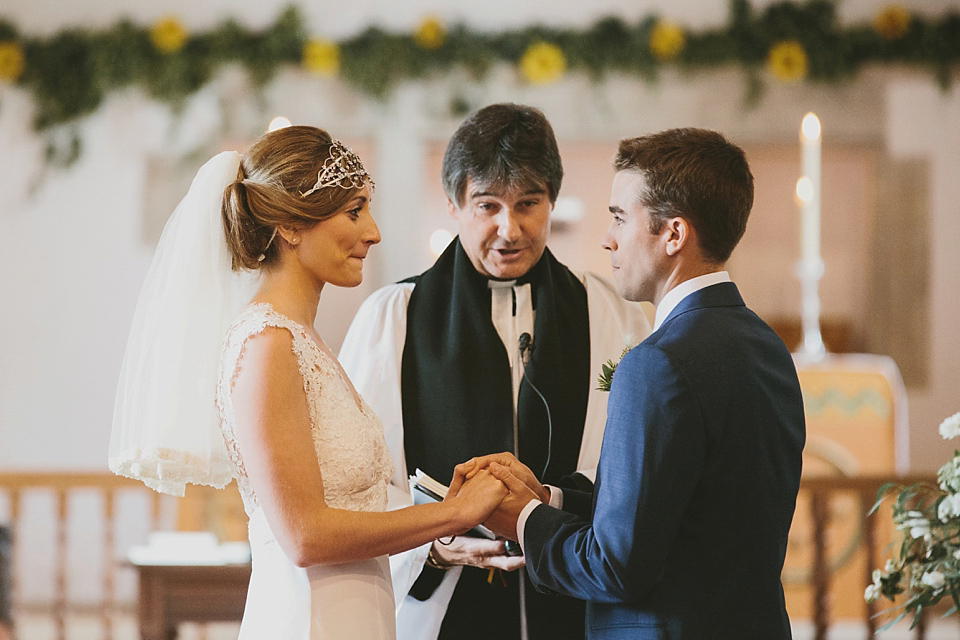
[518,332,533,356]
[517,332,553,490]
[505,332,553,558]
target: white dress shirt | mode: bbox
[653,271,731,331]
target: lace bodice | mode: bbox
[216,303,393,517]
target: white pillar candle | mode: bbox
[800,113,821,261]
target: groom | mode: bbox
[461,128,806,639]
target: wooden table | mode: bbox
[133,563,250,640]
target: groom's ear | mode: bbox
[663,217,690,257]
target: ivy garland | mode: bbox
[0,0,958,164]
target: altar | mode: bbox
[795,352,908,474]
[782,352,909,622]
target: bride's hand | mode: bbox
[450,452,548,503]
[445,468,507,532]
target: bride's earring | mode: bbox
[291,237,300,245]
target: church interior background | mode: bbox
[1,0,959,637]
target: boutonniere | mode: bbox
[597,341,636,392]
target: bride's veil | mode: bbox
[109,150,257,496]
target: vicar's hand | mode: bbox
[450,452,549,504]
[430,535,525,571]
[483,462,541,542]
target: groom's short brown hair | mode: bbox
[615,128,754,264]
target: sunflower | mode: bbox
[303,39,340,76]
[414,16,446,50]
[874,5,911,40]
[767,40,808,83]
[649,21,686,61]
[150,17,188,54]
[520,41,567,85]
[0,41,25,82]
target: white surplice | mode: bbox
[339,271,651,640]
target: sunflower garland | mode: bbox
[520,41,567,84]
[874,6,912,40]
[303,39,340,76]
[768,40,809,82]
[0,1,957,164]
[0,41,24,81]
[649,21,686,61]
[150,17,188,54]
[414,17,446,50]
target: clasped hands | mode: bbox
[429,453,548,571]
[447,452,548,548]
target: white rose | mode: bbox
[864,583,882,602]
[898,517,931,539]
[921,570,945,591]
[885,559,896,572]
[938,457,960,492]
[940,495,957,522]
[939,412,960,440]
[939,493,960,522]
[938,501,949,522]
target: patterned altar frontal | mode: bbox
[798,353,907,474]
[783,353,908,623]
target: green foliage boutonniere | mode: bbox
[597,344,634,392]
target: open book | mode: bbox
[409,469,496,540]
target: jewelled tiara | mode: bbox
[300,139,374,197]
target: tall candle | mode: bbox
[800,113,821,261]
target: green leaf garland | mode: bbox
[0,1,956,165]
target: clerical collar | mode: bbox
[654,271,731,331]
[488,279,516,289]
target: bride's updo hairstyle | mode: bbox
[222,125,371,271]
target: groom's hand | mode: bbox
[451,452,549,503]
[430,536,525,571]
[483,462,540,542]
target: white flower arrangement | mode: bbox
[938,412,960,440]
[865,411,960,628]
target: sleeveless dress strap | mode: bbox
[216,303,320,515]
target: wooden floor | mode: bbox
[7,613,960,640]
[13,612,239,640]
[791,620,960,640]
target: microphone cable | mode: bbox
[518,332,553,480]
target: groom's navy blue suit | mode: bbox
[523,282,805,639]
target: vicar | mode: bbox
[339,103,651,640]
[467,128,806,639]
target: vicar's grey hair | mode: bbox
[442,103,563,207]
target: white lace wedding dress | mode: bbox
[217,303,397,640]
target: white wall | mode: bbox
[1,0,958,476]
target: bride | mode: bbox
[110,125,506,639]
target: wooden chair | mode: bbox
[0,472,172,640]
[799,474,937,640]
[0,526,12,639]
